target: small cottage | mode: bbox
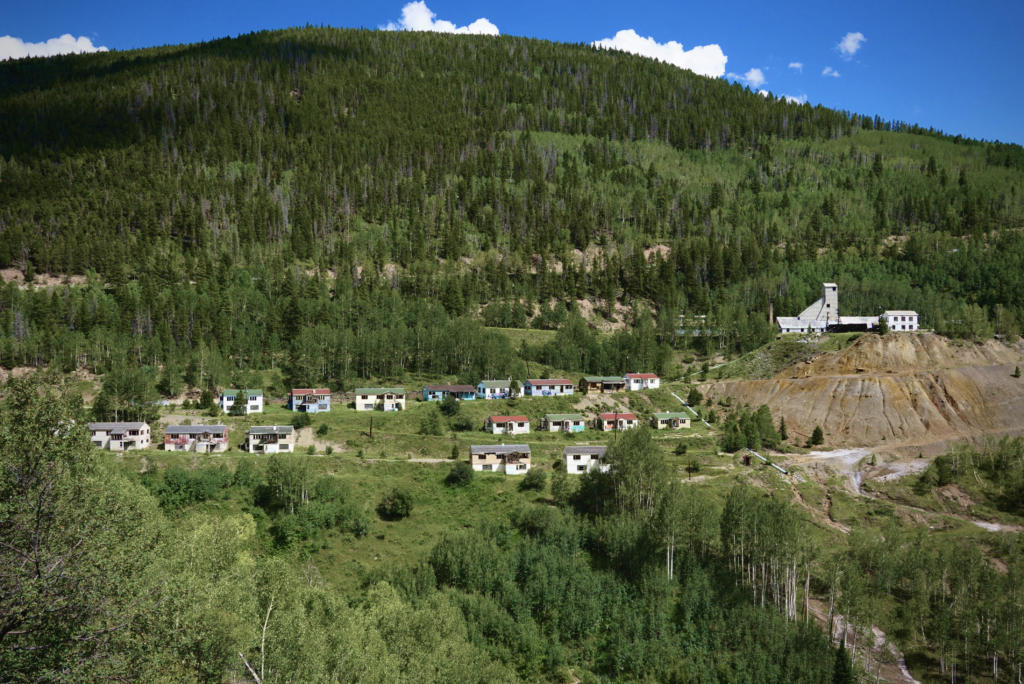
[289,388,331,413]
[523,379,574,397]
[597,413,639,432]
[219,389,263,414]
[563,446,609,474]
[423,384,477,402]
[485,415,530,435]
[89,422,151,451]
[470,444,531,474]
[164,425,229,453]
[542,413,586,433]
[244,426,296,453]
[477,380,514,399]
[354,388,406,411]
[578,375,627,394]
[624,373,660,391]
[651,412,691,430]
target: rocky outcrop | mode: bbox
[707,334,1024,452]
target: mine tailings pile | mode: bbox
[708,333,1024,455]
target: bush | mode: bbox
[439,394,460,417]
[351,514,371,538]
[519,468,547,492]
[810,425,824,446]
[674,442,688,456]
[450,414,474,432]
[445,461,474,487]
[316,423,329,436]
[686,387,703,406]
[377,488,413,519]
[418,407,443,435]
[291,413,313,429]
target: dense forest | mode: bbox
[0,27,1023,388]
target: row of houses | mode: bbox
[88,422,295,453]
[469,444,610,475]
[485,411,691,434]
[216,373,663,416]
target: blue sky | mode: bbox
[2,0,1022,144]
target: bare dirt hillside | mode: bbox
[706,333,1024,454]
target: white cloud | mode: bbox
[758,90,808,105]
[788,61,803,72]
[592,29,727,78]
[384,1,499,35]
[0,33,108,61]
[822,66,840,78]
[729,67,765,88]
[837,31,865,59]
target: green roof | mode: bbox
[222,388,262,397]
[545,413,584,421]
[653,412,690,420]
[581,375,626,383]
[355,387,405,395]
[478,380,510,388]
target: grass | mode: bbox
[714,333,863,380]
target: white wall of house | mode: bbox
[220,392,263,414]
[487,420,530,434]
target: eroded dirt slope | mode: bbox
[707,333,1024,452]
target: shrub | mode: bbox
[351,514,371,538]
[450,414,474,432]
[291,413,312,429]
[439,394,459,417]
[810,425,824,446]
[445,461,474,487]
[674,442,688,456]
[377,488,413,519]
[519,468,547,492]
[418,407,443,435]
[316,423,329,436]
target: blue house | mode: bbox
[423,384,477,402]
[523,379,574,397]
[289,388,331,413]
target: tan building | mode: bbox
[470,444,531,474]
[354,388,406,411]
[651,413,691,430]
[88,422,151,451]
[244,426,296,453]
[578,375,627,394]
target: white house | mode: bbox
[477,380,514,399]
[882,310,920,332]
[523,379,574,397]
[597,413,639,432]
[164,425,229,453]
[219,389,263,414]
[244,426,295,453]
[624,373,660,390]
[353,388,406,411]
[563,446,609,474]
[88,422,151,451]
[485,415,530,435]
[470,444,531,474]
[542,413,586,433]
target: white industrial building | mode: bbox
[776,283,919,333]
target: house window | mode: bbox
[573,454,581,460]
[482,464,492,471]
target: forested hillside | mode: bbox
[1,27,1023,386]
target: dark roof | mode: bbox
[246,425,294,436]
[165,425,228,435]
[469,444,531,455]
[563,446,607,457]
[526,378,572,385]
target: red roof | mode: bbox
[600,412,638,420]
[489,415,529,423]
[527,379,572,385]
[625,373,659,379]
[291,388,330,395]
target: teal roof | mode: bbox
[222,388,262,397]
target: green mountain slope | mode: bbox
[0,27,1022,383]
